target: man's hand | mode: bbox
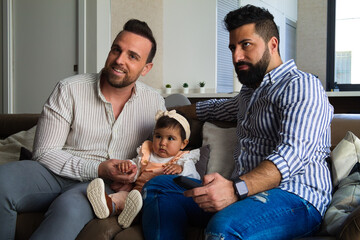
[184,172,238,212]
[118,160,136,174]
[98,159,137,183]
[163,163,183,175]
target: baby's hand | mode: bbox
[163,163,183,175]
[118,161,136,174]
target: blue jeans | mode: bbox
[0,160,109,240]
[142,175,322,240]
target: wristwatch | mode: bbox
[233,179,248,200]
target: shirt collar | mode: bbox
[261,59,297,87]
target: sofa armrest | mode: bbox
[0,114,40,139]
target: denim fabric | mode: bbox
[142,175,322,240]
[0,160,106,240]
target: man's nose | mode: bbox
[233,48,245,63]
[115,53,126,64]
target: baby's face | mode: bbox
[152,127,187,158]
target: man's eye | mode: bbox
[243,42,251,48]
[168,137,174,140]
[129,54,139,60]
[111,48,120,53]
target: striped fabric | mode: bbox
[197,60,334,216]
[32,73,166,182]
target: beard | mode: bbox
[235,48,270,89]
[101,66,140,89]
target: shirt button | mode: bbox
[242,147,245,150]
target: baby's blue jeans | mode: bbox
[142,175,322,240]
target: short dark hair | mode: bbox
[118,19,157,63]
[224,5,280,50]
[155,111,190,141]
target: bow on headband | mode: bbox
[155,110,191,140]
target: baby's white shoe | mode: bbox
[117,190,143,228]
[87,178,114,219]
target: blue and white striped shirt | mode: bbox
[197,60,333,216]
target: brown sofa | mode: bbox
[1,113,360,240]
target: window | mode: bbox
[335,51,351,84]
[327,0,360,91]
[216,0,238,93]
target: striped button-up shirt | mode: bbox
[197,60,333,216]
[33,73,166,182]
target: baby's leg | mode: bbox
[109,190,129,212]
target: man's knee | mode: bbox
[47,185,94,221]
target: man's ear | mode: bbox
[269,37,279,53]
[268,36,279,54]
[141,63,153,76]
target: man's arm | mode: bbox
[185,160,281,212]
[173,95,239,122]
[236,160,281,196]
[33,81,135,183]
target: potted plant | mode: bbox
[182,83,189,94]
[199,82,206,93]
[165,84,172,94]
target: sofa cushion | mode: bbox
[330,131,360,187]
[202,122,237,179]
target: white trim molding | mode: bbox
[3,0,14,113]
[78,0,86,74]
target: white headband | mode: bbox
[155,110,191,140]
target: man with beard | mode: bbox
[141,5,333,240]
[0,19,165,239]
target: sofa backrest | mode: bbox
[0,114,40,139]
[0,113,359,150]
[331,114,360,149]
[187,114,360,151]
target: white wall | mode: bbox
[110,0,163,90]
[163,0,217,93]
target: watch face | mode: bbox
[235,180,248,199]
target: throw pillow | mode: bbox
[202,122,237,179]
[0,126,37,165]
[195,145,210,179]
[331,131,360,187]
[321,172,360,236]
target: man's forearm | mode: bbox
[239,160,281,196]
